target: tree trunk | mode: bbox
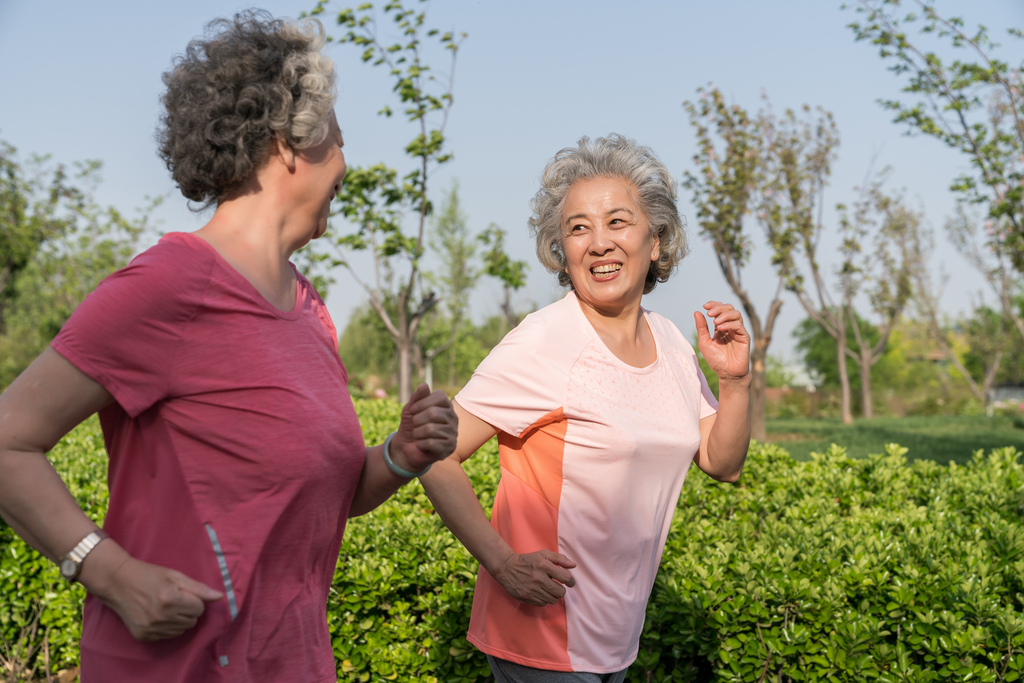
[836,317,853,424]
[502,286,519,332]
[397,339,412,404]
[982,350,1004,401]
[859,351,873,419]
[749,341,767,442]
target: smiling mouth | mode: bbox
[591,264,622,277]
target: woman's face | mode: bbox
[295,111,347,241]
[561,176,660,312]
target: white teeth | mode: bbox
[591,264,622,274]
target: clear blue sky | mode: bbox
[1,0,1021,360]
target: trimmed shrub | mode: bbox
[3,402,1024,681]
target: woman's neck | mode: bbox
[575,293,656,368]
[194,178,307,312]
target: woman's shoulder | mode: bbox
[89,232,217,312]
[124,232,217,282]
[497,294,593,353]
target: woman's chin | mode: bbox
[576,284,641,310]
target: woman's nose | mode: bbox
[588,226,614,254]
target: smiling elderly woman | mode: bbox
[420,134,752,683]
[0,11,456,683]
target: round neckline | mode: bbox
[566,291,662,374]
[171,232,302,321]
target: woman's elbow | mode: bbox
[709,468,743,484]
[699,452,747,483]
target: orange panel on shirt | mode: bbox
[497,408,567,510]
[467,411,571,670]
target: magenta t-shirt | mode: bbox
[51,232,365,682]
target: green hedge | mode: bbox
[3,402,1024,681]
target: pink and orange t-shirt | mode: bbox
[52,233,365,682]
[456,291,718,674]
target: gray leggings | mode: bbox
[486,655,629,683]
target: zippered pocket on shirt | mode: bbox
[205,524,239,621]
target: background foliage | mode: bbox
[0,142,153,390]
[6,404,1024,682]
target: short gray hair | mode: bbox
[528,134,688,294]
[158,11,337,206]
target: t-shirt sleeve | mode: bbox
[51,239,209,418]
[455,317,569,438]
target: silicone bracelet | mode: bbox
[382,432,432,478]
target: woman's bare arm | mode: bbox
[0,348,222,641]
[419,401,576,607]
[695,375,752,483]
[349,384,458,517]
[692,301,752,482]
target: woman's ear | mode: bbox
[650,235,661,262]
[274,134,296,172]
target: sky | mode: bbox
[1,0,1022,361]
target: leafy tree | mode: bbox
[339,301,493,394]
[847,0,1024,270]
[757,103,856,422]
[0,142,80,326]
[905,222,999,403]
[682,86,798,441]
[337,301,398,389]
[958,303,1011,401]
[419,182,478,387]
[945,205,1024,347]
[422,319,489,390]
[835,174,917,417]
[794,312,880,407]
[848,0,1024,351]
[477,223,528,333]
[0,142,151,387]
[310,0,465,402]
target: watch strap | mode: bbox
[59,530,109,581]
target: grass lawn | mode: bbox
[764,414,1024,464]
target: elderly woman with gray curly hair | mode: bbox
[0,11,457,682]
[420,135,752,682]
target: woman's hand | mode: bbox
[492,550,577,607]
[694,301,750,382]
[81,541,222,642]
[390,384,458,473]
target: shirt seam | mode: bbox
[164,251,217,397]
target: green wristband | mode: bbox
[382,432,432,478]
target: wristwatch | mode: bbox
[58,530,109,582]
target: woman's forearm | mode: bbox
[705,375,752,482]
[348,444,414,517]
[419,457,513,576]
[0,348,114,562]
[349,385,459,518]
[0,449,100,562]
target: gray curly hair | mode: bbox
[528,134,688,294]
[158,10,337,206]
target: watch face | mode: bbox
[60,558,78,580]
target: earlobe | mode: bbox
[276,135,296,172]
